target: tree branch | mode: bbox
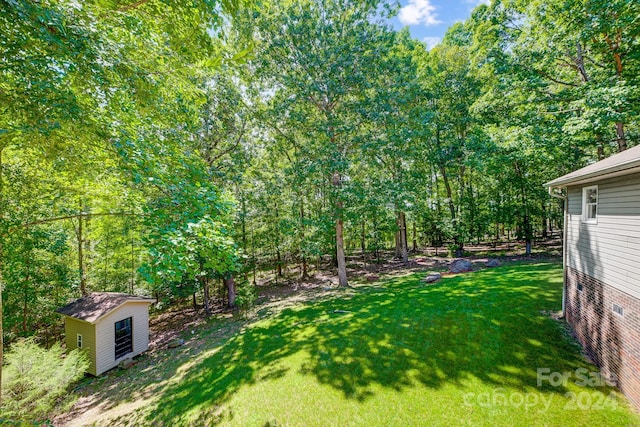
[18,212,143,229]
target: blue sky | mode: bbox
[389,0,489,49]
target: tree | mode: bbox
[0,0,247,397]
[247,0,399,285]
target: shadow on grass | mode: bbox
[141,263,588,424]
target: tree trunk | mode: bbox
[396,211,408,263]
[541,203,548,238]
[0,163,4,403]
[439,165,463,256]
[333,171,348,287]
[202,276,211,317]
[616,122,627,152]
[516,164,533,256]
[412,221,417,252]
[300,201,308,279]
[224,275,236,308]
[274,203,282,278]
[76,210,87,296]
[23,264,30,334]
[360,219,366,253]
[276,248,283,277]
[130,230,135,294]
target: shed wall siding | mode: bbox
[94,302,150,375]
[566,172,640,300]
[64,319,97,375]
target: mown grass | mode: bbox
[98,263,639,426]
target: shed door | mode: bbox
[114,317,133,359]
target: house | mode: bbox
[57,292,155,375]
[544,144,640,407]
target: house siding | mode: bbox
[564,171,640,408]
[64,318,97,376]
[566,172,640,300]
[94,302,151,375]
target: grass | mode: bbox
[69,263,640,426]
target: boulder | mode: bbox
[167,338,185,349]
[449,259,473,274]
[118,358,135,369]
[424,273,441,283]
[485,258,502,268]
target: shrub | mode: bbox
[235,280,256,312]
[1,338,89,421]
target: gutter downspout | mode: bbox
[548,186,568,318]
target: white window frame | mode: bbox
[77,333,83,349]
[582,185,598,224]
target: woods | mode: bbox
[1,0,639,367]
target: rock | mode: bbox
[167,338,185,349]
[449,259,473,274]
[365,274,379,282]
[424,273,441,283]
[119,358,135,369]
[485,258,502,268]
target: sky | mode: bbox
[390,0,490,50]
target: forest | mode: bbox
[1,0,639,355]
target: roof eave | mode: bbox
[57,298,154,323]
[57,313,96,324]
[544,162,640,189]
[93,299,155,323]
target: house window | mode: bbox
[582,185,598,223]
[77,334,83,349]
[613,303,624,317]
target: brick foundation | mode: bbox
[566,266,640,408]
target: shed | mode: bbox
[57,292,155,375]
[545,144,640,408]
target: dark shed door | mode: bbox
[114,317,133,359]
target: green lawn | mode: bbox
[92,263,639,426]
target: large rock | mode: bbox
[485,258,502,268]
[424,273,441,283]
[167,338,185,349]
[119,358,135,369]
[449,259,473,274]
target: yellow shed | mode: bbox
[57,292,155,375]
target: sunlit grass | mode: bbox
[113,263,639,426]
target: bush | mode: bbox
[1,338,89,421]
[235,280,256,313]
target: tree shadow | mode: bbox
[136,263,590,425]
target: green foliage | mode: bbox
[143,215,239,289]
[2,0,640,349]
[234,279,256,312]
[1,338,89,420]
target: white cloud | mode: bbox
[422,37,441,50]
[466,0,491,5]
[398,0,442,27]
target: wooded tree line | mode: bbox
[1,0,639,345]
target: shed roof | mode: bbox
[545,144,640,188]
[57,292,154,323]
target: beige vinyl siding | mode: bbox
[64,318,97,375]
[94,302,151,375]
[566,172,640,300]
